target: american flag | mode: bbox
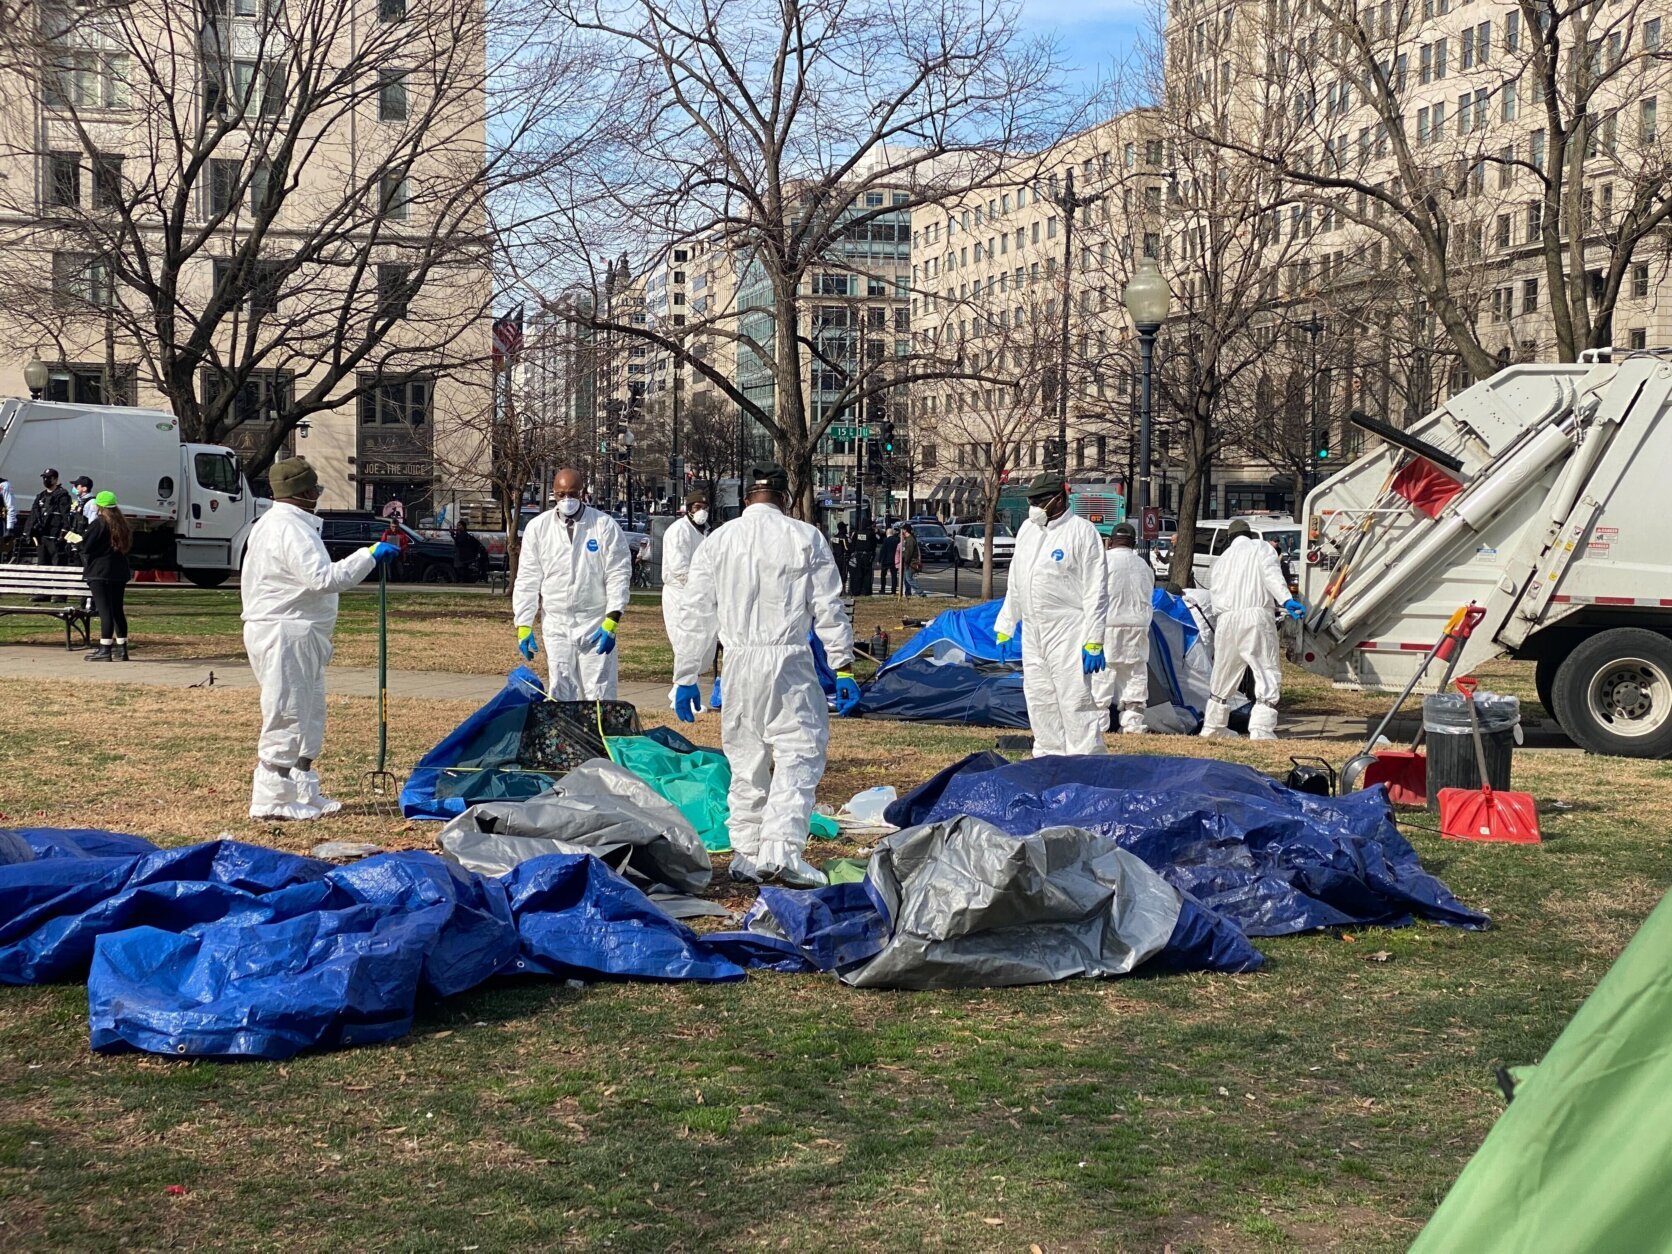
[491,304,524,366]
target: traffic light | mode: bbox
[1315,434,1331,461]
[880,421,895,455]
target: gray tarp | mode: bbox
[435,759,712,897]
[839,817,1184,990]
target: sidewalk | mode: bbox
[0,645,674,710]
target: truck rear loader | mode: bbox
[0,399,260,587]
[1297,353,1672,758]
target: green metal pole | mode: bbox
[377,564,388,772]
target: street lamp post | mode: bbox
[23,358,48,400]
[1121,259,1171,556]
[1054,168,1102,472]
[622,429,636,532]
[1295,314,1325,502]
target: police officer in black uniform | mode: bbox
[27,469,73,565]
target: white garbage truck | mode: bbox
[1296,352,1672,758]
[0,398,261,587]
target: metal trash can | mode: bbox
[1423,691,1520,811]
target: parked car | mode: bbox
[904,518,953,562]
[948,521,1015,566]
[317,511,462,583]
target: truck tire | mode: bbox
[1534,656,1559,719]
[1552,628,1672,758]
[183,567,233,589]
[421,562,455,584]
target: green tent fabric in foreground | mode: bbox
[1411,886,1672,1252]
[606,736,838,852]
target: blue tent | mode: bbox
[858,593,1211,733]
[884,752,1489,937]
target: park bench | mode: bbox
[0,564,96,650]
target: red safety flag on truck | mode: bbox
[1392,457,1464,519]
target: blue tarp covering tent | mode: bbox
[857,593,1212,734]
[884,753,1489,937]
[2,829,747,1059]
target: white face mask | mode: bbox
[557,497,582,517]
[1027,504,1049,528]
[691,509,709,527]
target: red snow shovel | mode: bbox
[1437,677,1541,844]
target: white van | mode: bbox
[1189,516,1301,590]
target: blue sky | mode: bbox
[1017,0,1151,88]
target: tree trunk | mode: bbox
[982,483,1001,601]
[1168,408,1211,589]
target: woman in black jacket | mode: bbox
[80,491,133,661]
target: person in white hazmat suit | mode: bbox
[242,457,400,820]
[1200,519,1306,740]
[672,463,860,888]
[512,467,632,700]
[994,473,1111,757]
[660,491,713,709]
[1092,522,1155,734]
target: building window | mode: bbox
[212,257,285,318]
[380,172,410,221]
[1505,10,1519,50]
[1641,97,1658,143]
[46,152,80,208]
[377,263,412,321]
[358,374,433,426]
[91,154,122,210]
[1646,17,1661,51]
[51,252,113,307]
[45,362,134,405]
[1629,328,1648,350]
[209,158,240,215]
[1527,202,1542,242]
[46,51,131,111]
[1633,262,1650,298]
[378,69,408,121]
[1522,277,1539,313]
[1501,80,1518,122]
[379,0,406,20]
[1047,216,1058,239]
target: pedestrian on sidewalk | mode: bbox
[898,523,926,597]
[878,523,900,596]
[242,456,400,820]
[80,491,133,662]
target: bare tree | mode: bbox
[0,0,592,474]
[517,0,1083,517]
[1205,0,1672,374]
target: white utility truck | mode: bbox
[1297,353,1672,758]
[0,398,261,587]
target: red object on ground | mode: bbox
[1391,457,1464,519]
[1436,677,1542,844]
[1361,750,1427,806]
[166,1185,187,1196]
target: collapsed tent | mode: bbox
[718,816,1264,988]
[856,593,1212,734]
[401,670,835,851]
[886,753,1488,937]
[2,828,746,1059]
[3,820,1266,1058]
[1410,886,1672,1252]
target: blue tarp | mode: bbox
[3,830,745,1059]
[884,753,1488,937]
[860,595,1211,733]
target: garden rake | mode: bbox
[362,564,402,812]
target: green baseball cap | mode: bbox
[94,490,117,508]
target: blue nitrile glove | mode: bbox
[709,677,723,710]
[674,683,701,723]
[368,542,401,563]
[1082,643,1106,674]
[834,671,862,716]
[584,617,619,654]
[517,625,539,660]
[1283,598,1306,621]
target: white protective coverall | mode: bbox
[513,504,632,700]
[241,502,376,819]
[1092,545,1156,734]
[1202,534,1292,739]
[660,515,712,707]
[676,503,853,884]
[995,512,1110,757]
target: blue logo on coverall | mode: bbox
[1051,548,1064,561]
[586,538,599,552]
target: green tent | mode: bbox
[607,736,837,852]
[1411,887,1672,1251]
